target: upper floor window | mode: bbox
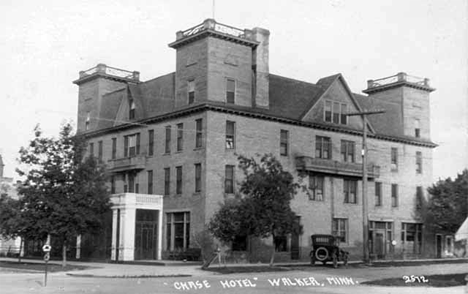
[165,126,171,154]
[414,119,420,138]
[98,141,103,160]
[332,218,348,243]
[188,80,195,104]
[195,119,203,148]
[225,165,235,194]
[341,140,355,162]
[164,168,170,195]
[391,184,399,207]
[416,151,423,174]
[280,130,289,156]
[315,136,331,159]
[324,100,347,125]
[195,163,202,193]
[111,138,117,159]
[226,78,235,104]
[416,186,424,209]
[110,176,115,194]
[129,99,135,120]
[89,142,94,157]
[309,174,324,201]
[148,130,154,156]
[177,123,184,152]
[226,121,236,149]
[147,170,153,194]
[391,147,398,171]
[343,179,357,204]
[85,112,90,130]
[176,166,183,195]
[124,133,140,157]
[375,182,382,206]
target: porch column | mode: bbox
[121,207,136,261]
[157,209,163,260]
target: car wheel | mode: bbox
[315,247,329,262]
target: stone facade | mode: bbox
[74,19,439,262]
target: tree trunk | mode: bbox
[18,238,23,263]
[62,242,67,267]
[269,234,275,267]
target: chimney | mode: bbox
[252,27,270,108]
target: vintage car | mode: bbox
[310,234,349,268]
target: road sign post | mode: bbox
[42,245,52,287]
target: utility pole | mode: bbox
[347,109,385,264]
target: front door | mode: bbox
[375,232,385,258]
[436,234,442,258]
[135,209,159,260]
[290,216,301,260]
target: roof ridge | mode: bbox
[269,73,317,86]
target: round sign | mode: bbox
[42,245,52,252]
[44,252,50,261]
[391,240,397,246]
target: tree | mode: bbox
[209,154,303,266]
[13,123,111,266]
[418,170,468,234]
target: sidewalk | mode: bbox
[1,257,467,279]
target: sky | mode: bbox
[0,0,467,181]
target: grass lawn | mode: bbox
[0,261,91,273]
[204,265,292,274]
[363,273,468,287]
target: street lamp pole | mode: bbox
[347,109,385,264]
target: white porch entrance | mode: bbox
[110,193,163,261]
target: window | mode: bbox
[274,236,288,252]
[232,235,247,251]
[177,123,183,152]
[391,147,398,171]
[391,184,398,207]
[110,176,115,194]
[176,166,183,195]
[164,168,170,195]
[85,112,90,130]
[416,151,422,174]
[375,182,382,206]
[98,141,103,160]
[341,140,355,162]
[225,165,234,194]
[401,223,423,254]
[148,130,154,156]
[166,212,190,250]
[195,119,203,148]
[194,163,201,192]
[226,121,235,149]
[129,99,135,120]
[324,100,347,125]
[111,138,117,159]
[89,142,94,157]
[165,126,171,154]
[124,133,140,157]
[343,179,357,204]
[315,136,331,159]
[280,130,289,156]
[147,170,153,194]
[416,186,424,209]
[332,218,348,243]
[414,119,420,138]
[308,175,324,201]
[226,78,235,104]
[126,173,136,193]
[188,80,195,104]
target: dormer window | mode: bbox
[85,112,90,130]
[324,100,347,125]
[188,80,195,104]
[129,99,135,120]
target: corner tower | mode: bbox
[363,72,435,140]
[73,64,140,133]
[169,19,270,109]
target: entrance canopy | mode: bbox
[455,217,468,241]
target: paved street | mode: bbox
[0,259,466,294]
